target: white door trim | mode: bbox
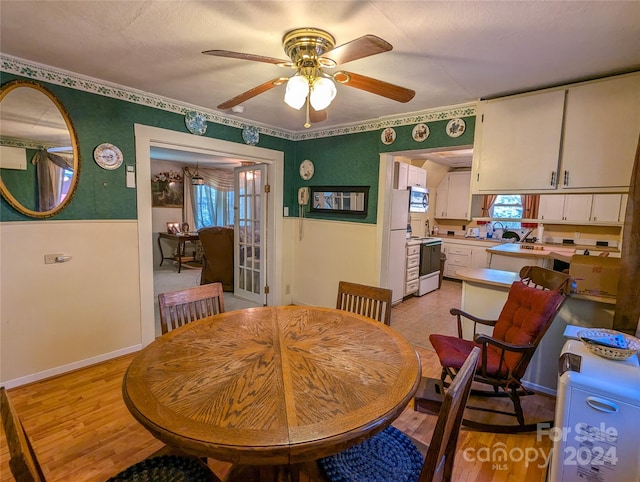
[134,124,284,346]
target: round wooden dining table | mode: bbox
[122,306,420,480]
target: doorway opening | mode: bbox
[135,125,285,345]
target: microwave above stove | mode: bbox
[409,186,429,213]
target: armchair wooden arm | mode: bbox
[474,335,536,354]
[449,307,497,339]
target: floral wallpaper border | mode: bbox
[1,53,476,141]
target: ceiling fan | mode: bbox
[203,28,415,128]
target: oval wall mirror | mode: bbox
[0,80,80,218]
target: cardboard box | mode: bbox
[569,255,621,298]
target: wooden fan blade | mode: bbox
[321,35,392,66]
[334,71,415,103]
[217,78,288,109]
[309,108,328,124]
[202,50,290,66]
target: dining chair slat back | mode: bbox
[158,283,225,334]
[336,281,393,325]
[420,346,479,481]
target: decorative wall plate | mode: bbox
[412,123,430,142]
[381,127,396,145]
[93,143,123,170]
[299,159,314,180]
[185,111,207,135]
[446,118,466,138]
[242,125,259,145]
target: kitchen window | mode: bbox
[490,195,523,228]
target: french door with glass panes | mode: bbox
[234,164,267,304]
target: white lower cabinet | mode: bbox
[405,244,420,296]
[442,239,491,280]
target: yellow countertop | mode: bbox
[456,267,616,305]
[486,243,575,263]
[457,268,519,288]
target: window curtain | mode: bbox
[521,195,540,228]
[184,166,235,230]
[32,150,73,211]
[477,194,497,225]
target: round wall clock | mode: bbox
[242,125,259,146]
[299,159,314,180]
[446,118,466,138]
[185,111,207,135]
[93,143,123,170]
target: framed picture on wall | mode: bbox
[151,171,184,207]
[166,222,180,234]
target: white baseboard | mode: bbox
[1,345,142,389]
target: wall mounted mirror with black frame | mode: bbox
[309,186,369,216]
[0,80,80,218]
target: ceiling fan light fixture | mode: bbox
[284,75,309,110]
[310,77,336,111]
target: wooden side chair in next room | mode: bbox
[336,280,393,325]
[425,266,571,432]
[1,387,218,482]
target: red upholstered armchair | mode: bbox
[429,266,571,430]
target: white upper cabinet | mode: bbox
[473,90,565,192]
[561,74,640,190]
[590,194,623,223]
[394,162,409,190]
[538,194,623,224]
[407,165,427,187]
[472,72,640,194]
[435,171,471,219]
[394,162,427,189]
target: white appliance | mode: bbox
[409,186,429,213]
[548,339,640,482]
[418,238,442,296]
[389,189,410,304]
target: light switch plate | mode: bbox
[126,165,136,188]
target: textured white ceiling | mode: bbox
[1,1,639,134]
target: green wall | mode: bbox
[1,72,474,224]
[291,117,475,222]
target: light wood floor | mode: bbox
[1,349,553,482]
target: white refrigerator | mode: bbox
[389,189,410,304]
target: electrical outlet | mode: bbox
[285,284,291,295]
[44,253,63,264]
[574,232,580,239]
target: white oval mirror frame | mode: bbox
[0,80,80,218]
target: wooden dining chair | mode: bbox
[158,282,225,335]
[299,347,479,482]
[0,387,219,482]
[336,281,393,325]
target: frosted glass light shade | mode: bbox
[310,77,336,110]
[284,75,309,110]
